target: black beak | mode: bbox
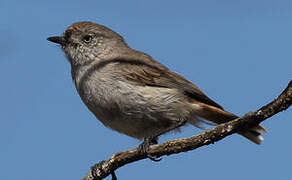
[47,36,66,45]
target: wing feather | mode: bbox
[111,55,223,109]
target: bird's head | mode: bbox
[47,21,128,66]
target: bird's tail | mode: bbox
[190,102,267,144]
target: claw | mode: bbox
[138,137,162,162]
[147,155,162,162]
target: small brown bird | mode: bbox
[47,22,266,159]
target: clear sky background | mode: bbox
[1,1,291,180]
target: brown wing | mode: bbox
[112,55,224,110]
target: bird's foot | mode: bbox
[138,137,162,162]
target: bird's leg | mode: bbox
[138,120,187,162]
[91,160,117,180]
[138,136,161,162]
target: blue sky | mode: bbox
[1,1,291,179]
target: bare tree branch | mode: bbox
[82,80,292,180]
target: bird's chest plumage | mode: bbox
[74,67,125,123]
[72,64,191,139]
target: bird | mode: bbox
[47,21,267,160]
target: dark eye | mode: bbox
[83,35,92,43]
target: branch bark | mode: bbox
[82,80,292,180]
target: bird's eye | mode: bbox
[83,35,92,43]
